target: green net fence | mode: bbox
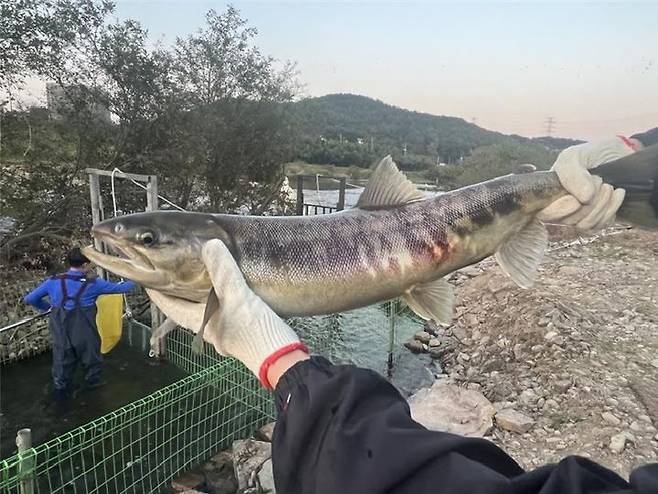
[0,327,274,494]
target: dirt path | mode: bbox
[442,227,658,476]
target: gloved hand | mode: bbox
[147,239,306,388]
[538,136,642,230]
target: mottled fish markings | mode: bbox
[84,157,568,332]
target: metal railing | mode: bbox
[302,203,338,215]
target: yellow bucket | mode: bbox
[96,294,123,354]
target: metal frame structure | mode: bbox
[294,175,346,215]
[85,168,164,334]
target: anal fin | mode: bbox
[403,278,454,324]
[192,289,220,355]
[495,218,547,289]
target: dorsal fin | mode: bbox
[356,155,425,210]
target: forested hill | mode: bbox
[291,94,581,166]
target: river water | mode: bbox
[0,325,187,458]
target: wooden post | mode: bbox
[146,175,158,212]
[16,428,34,494]
[337,177,346,211]
[295,176,304,216]
[144,175,164,348]
[88,173,105,278]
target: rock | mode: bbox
[602,412,621,426]
[630,421,642,433]
[405,339,424,353]
[415,331,431,344]
[650,359,658,369]
[639,414,652,423]
[519,389,538,407]
[544,399,559,410]
[654,433,658,442]
[513,343,524,361]
[429,338,441,348]
[205,472,237,494]
[609,432,634,454]
[495,409,535,434]
[408,382,495,437]
[232,439,272,491]
[258,458,276,493]
[257,422,276,442]
[544,331,559,341]
[553,380,572,393]
[172,471,205,492]
[460,266,481,277]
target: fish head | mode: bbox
[82,211,226,301]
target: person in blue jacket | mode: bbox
[24,247,137,400]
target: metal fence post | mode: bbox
[295,176,304,216]
[16,428,34,494]
[88,173,106,278]
[145,175,165,350]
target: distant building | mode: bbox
[46,82,112,123]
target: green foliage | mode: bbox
[1,2,298,264]
[455,141,557,186]
[289,94,580,171]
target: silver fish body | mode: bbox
[84,168,565,320]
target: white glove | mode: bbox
[147,240,305,388]
[538,136,641,230]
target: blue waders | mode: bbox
[49,275,102,399]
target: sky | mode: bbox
[21,1,658,140]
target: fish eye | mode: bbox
[114,223,125,234]
[138,231,156,246]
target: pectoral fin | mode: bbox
[192,288,220,355]
[403,278,454,324]
[495,218,547,289]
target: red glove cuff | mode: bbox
[258,343,309,389]
[618,135,641,151]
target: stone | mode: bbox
[519,389,538,407]
[544,331,559,341]
[415,331,431,344]
[205,473,237,494]
[232,439,272,491]
[257,422,276,442]
[513,343,524,361]
[405,339,424,353]
[172,471,204,492]
[429,338,441,347]
[495,409,535,434]
[650,359,658,369]
[408,382,495,437]
[630,421,642,433]
[544,399,559,410]
[258,458,276,493]
[553,380,572,393]
[602,412,621,426]
[460,266,481,277]
[609,432,633,454]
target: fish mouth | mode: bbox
[82,234,167,287]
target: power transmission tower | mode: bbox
[544,117,556,136]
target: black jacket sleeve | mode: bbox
[271,356,658,494]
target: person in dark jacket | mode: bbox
[24,247,136,399]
